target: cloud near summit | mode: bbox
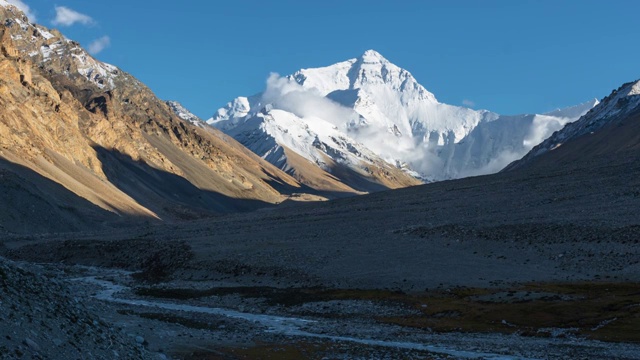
[52,6,93,26]
[87,36,110,55]
[261,74,356,123]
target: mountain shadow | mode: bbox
[93,146,273,220]
[0,156,131,235]
[258,168,365,201]
[327,162,394,193]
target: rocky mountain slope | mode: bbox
[507,79,640,170]
[0,3,327,233]
[165,100,205,128]
[211,50,597,183]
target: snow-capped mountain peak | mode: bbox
[289,50,437,103]
[209,50,597,184]
[629,80,640,96]
[211,97,252,131]
[361,49,386,62]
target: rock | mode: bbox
[135,336,145,345]
[0,257,154,359]
[23,337,40,351]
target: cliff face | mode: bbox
[0,4,312,233]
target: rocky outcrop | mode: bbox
[0,257,154,359]
[166,100,205,128]
[0,26,17,58]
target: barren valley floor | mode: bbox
[2,153,640,358]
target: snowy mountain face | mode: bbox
[210,50,597,182]
[511,79,640,168]
[166,101,205,128]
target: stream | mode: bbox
[74,274,535,360]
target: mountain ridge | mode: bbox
[210,50,597,183]
[166,100,205,128]
[0,4,335,233]
[506,79,640,170]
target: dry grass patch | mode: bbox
[135,282,640,343]
[379,282,640,343]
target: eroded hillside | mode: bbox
[0,4,330,233]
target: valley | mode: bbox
[3,143,640,358]
[1,1,639,359]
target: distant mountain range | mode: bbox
[209,50,597,184]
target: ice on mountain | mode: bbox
[210,50,597,182]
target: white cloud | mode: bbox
[459,150,521,178]
[262,74,357,123]
[462,99,475,107]
[5,0,36,21]
[523,115,572,148]
[87,36,110,55]
[460,114,576,177]
[52,6,93,26]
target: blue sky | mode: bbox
[11,0,640,118]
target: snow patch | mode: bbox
[36,27,55,40]
[626,81,640,96]
[166,101,205,127]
